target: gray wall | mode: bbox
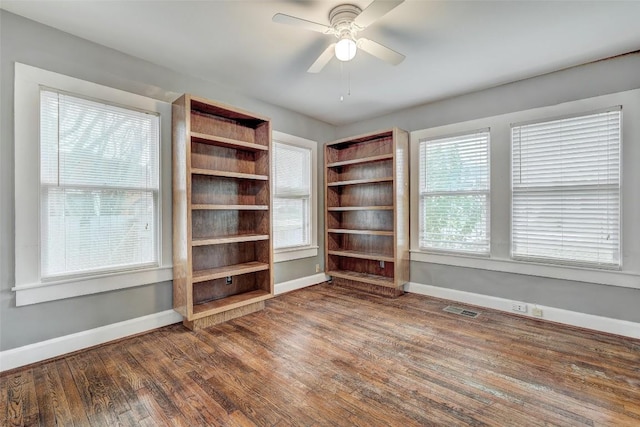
[337,52,640,323]
[0,11,334,351]
[336,53,640,137]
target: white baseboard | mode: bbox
[275,273,330,295]
[0,309,182,372]
[405,282,640,340]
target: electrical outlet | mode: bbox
[511,302,528,313]
[315,264,320,273]
[532,307,543,317]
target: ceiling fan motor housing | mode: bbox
[329,4,363,39]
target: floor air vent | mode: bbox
[443,305,479,318]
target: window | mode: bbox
[511,109,621,268]
[418,130,490,254]
[410,89,638,288]
[273,142,310,249]
[14,63,172,305]
[40,89,159,278]
[271,132,318,262]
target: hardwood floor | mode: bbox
[2,283,639,426]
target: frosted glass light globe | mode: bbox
[335,38,356,61]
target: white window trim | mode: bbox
[418,128,491,255]
[510,108,622,269]
[13,63,174,306]
[272,131,318,263]
[410,88,640,290]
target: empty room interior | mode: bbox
[1,1,640,425]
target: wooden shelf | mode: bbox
[173,94,273,329]
[328,229,394,236]
[192,261,270,283]
[191,168,268,181]
[192,204,269,211]
[192,289,271,318]
[327,154,393,168]
[191,132,268,152]
[328,250,394,262]
[327,177,393,187]
[327,270,395,287]
[324,128,409,296]
[192,234,269,246]
[327,206,393,211]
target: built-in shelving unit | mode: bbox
[325,128,409,297]
[172,94,273,330]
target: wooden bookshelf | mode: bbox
[325,128,409,297]
[172,94,273,330]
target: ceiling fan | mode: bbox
[273,0,406,73]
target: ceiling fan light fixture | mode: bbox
[335,37,357,61]
[273,1,406,72]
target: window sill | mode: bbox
[274,246,319,263]
[12,265,174,306]
[410,250,640,290]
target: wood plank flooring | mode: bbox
[2,283,639,426]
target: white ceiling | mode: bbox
[3,1,640,125]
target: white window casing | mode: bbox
[511,108,621,269]
[40,89,160,279]
[418,129,490,255]
[271,131,318,262]
[13,63,174,305]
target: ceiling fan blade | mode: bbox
[358,38,405,65]
[308,44,336,73]
[272,13,331,33]
[354,0,404,28]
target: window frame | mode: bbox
[39,87,162,280]
[409,88,640,290]
[510,108,622,269]
[13,63,174,306]
[271,131,318,263]
[418,128,491,255]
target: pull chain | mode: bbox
[340,61,344,102]
[339,61,352,102]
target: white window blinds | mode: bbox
[273,142,311,249]
[40,89,160,278]
[419,130,490,254]
[511,109,621,268]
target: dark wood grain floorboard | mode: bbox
[3,371,25,426]
[32,363,74,426]
[2,283,639,426]
[99,341,151,423]
[52,359,91,426]
[65,352,124,426]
